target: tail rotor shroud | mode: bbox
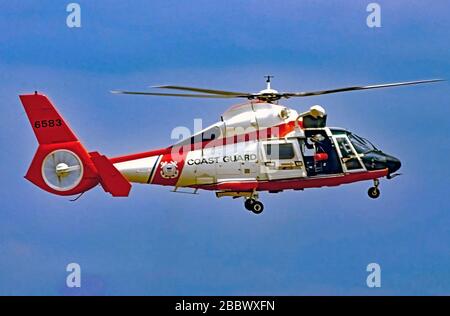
[42,149,83,191]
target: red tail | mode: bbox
[20,93,131,197]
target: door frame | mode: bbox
[332,134,366,173]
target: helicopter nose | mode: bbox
[386,155,401,174]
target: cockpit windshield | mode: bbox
[348,133,378,154]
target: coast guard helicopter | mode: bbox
[19,76,442,214]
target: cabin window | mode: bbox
[264,143,295,160]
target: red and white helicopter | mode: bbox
[20,77,442,214]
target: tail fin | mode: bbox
[19,93,79,144]
[19,92,131,197]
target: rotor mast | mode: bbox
[264,75,274,90]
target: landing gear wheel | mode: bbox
[244,198,256,211]
[368,187,380,199]
[251,201,264,214]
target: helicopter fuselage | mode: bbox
[110,101,400,200]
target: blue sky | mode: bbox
[0,0,449,295]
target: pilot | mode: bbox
[310,134,325,144]
[309,134,341,174]
[306,134,324,150]
[307,134,326,153]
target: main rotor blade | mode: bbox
[283,79,445,98]
[152,85,251,96]
[111,90,243,98]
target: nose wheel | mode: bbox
[244,198,264,214]
[368,179,380,199]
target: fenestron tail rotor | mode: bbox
[42,149,83,191]
[112,77,444,103]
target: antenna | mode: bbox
[264,75,274,90]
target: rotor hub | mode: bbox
[55,163,70,176]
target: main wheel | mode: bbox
[244,198,256,211]
[251,201,264,214]
[368,187,380,199]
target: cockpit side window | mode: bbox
[348,133,377,154]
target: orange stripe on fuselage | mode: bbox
[108,120,298,163]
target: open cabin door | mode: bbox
[259,139,306,180]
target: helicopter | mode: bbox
[19,76,443,214]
